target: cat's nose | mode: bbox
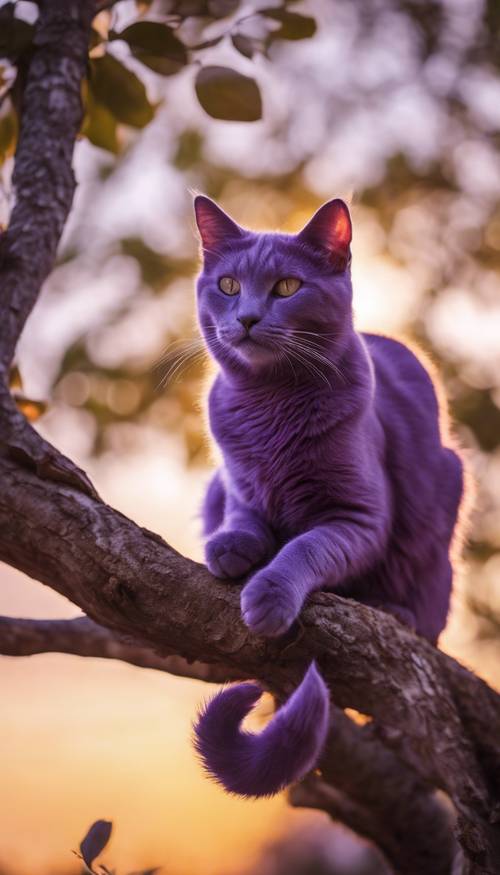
[238,315,260,333]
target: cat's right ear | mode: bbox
[297,199,352,269]
[194,196,243,255]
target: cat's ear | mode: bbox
[194,195,244,254]
[297,199,352,268]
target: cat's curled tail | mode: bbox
[193,662,330,798]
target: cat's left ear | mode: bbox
[194,195,244,254]
[297,199,352,269]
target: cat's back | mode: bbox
[362,332,443,443]
[362,331,463,527]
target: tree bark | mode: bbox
[0,2,499,874]
[0,0,97,498]
[0,614,245,683]
[1,456,499,872]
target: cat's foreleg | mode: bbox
[204,491,275,580]
[241,517,386,636]
[202,470,226,537]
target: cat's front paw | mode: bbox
[205,530,269,579]
[241,570,302,637]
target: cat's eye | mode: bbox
[219,276,240,295]
[273,277,302,297]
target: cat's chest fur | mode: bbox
[209,376,358,531]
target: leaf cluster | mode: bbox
[0,0,317,159]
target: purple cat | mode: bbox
[192,196,463,798]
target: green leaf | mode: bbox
[231,33,256,58]
[263,9,316,40]
[89,55,155,129]
[110,21,187,75]
[195,66,262,122]
[81,89,120,154]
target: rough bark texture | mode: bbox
[0,0,97,498]
[0,615,245,683]
[0,3,499,875]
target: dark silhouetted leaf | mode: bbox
[110,21,187,75]
[195,66,262,122]
[263,9,316,40]
[231,33,256,58]
[79,820,113,871]
[90,55,155,129]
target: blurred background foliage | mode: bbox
[1,0,500,872]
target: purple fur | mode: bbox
[191,195,464,798]
[193,663,329,797]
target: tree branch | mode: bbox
[0,0,93,369]
[292,776,459,875]
[0,0,97,499]
[0,455,499,872]
[0,615,245,684]
[291,707,459,875]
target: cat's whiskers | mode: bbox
[154,334,214,389]
[283,332,347,384]
[275,343,299,385]
[279,339,332,389]
[285,337,347,385]
[262,327,346,386]
[165,350,206,386]
[154,337,204,368]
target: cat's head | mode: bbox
[194,196,353,381]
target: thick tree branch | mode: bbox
[0,0,93,369]
[290,706,459,875]
[0,0,97,499]
[0,456,499,872]
[0,615,245,684]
